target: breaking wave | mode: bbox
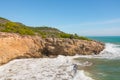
[75,43,120,59]
[97,43,120,59]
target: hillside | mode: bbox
[0,17,90,40]
[0,17,10,24]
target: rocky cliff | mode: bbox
[0,32,104,65]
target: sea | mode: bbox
[75,36,120,80]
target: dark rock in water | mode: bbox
[0,32,105,65]
[73,64,78,75]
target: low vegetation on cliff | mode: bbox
[0,17,90,40]
[0,17,105,65]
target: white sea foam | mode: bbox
[0,55,93,80]
[96,43,120,59]
[74,43,120,59]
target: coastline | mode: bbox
[1,42,118,80]
[0,32,104,65]
[0,32,105,80]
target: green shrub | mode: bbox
[1,22,35,35]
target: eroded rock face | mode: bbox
[0,32,44,65]
[43,38,104,56]
[0,32,104,65]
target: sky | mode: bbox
[0,0,120,36]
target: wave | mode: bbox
[75,43,120,59]
[96,43,120,59]
[0,55,93,80]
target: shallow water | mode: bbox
[75,58,120,80]
[75,36,120,80]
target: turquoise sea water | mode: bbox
[76,36,120,80]
[88,36,120,44]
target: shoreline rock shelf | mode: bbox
[0,32,105,65]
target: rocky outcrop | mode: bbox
[0,32,104,65]
[43,38,104,56]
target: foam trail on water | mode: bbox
[73,70,93,80]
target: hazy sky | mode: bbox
[0,0,120,36]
